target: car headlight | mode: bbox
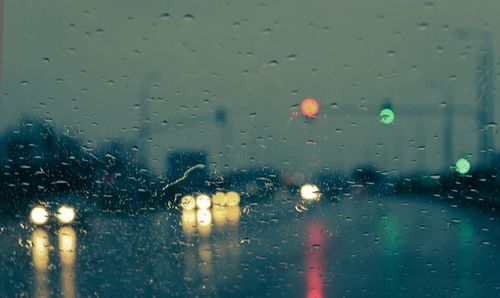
[56,206,76,224]
[196,194,211,210]
[211,192,228,208]
[180,195,196,210]
[226,191,241,207]
[300,183,321,201]
[30,206,49,225]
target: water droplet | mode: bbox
[266,60,279,67]
[312,244,321,250]
[294,204,308,212]
[160,12,171,20]
[183,14,194,21]
[485,122,498,129]
[424,2,434,9]
[42,57,50,63]
[105,153,116,159]
[417,22,429,30]
[387,50,396,57]
[20,80,29,85]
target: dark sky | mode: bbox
[1,0,499,175]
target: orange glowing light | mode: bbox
[301,98,320,118]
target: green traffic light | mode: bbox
[379,108,395,125]
[455,158,471,175]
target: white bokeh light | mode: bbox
[300,184,321,201]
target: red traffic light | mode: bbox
[301,98,320,118]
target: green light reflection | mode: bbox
[455,158,471,175]
[380,215,400,254]
[379,108,395,125]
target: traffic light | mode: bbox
[301,98,320,118]
[454,157,471,175]
[379,102,395,125]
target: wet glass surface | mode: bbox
[1,0,500,297]
[1,194,500,297]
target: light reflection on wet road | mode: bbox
[1,193,499,297]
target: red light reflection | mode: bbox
[305,221,327,298]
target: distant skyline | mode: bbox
[1,0,499,175]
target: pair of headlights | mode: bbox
[30,205,76,225]
[180,192,242,211]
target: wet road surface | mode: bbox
[1,193,499,297]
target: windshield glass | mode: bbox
[1,1,499,297]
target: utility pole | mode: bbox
[215,106,230,169]
[0,0,4,91]
[454,28,496,167]
[138,73,160,167]
[138,79,152,165]
[476,37,495,166]
[443,88,454,168]
[136,76,231,172]
[334,102,474,172]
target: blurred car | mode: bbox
[351,165,393,197]
[312,169,349,201]
[160,150,213,202]
[394,172,441,195]
[222,167,282,202]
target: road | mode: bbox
[1,192,499,297]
